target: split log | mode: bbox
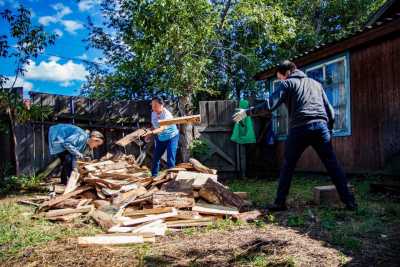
[38,186,92,212]
[189,158,216,174]
[115,128,147,147]
[99,161,129,172]
[54,198,82,209]
[198,178,246,210]
[64,170,80,194]
[112,186,148,208]
[158,114,201,126]
[192,203,239,216]
[93,200,111,209]
[130,219,167,236]
[160,179,194,194]
[176,171,218,189]
[90,209,116,230]
[313,184,353,206]
[44,205,94,218]
[152,192,195,209]
[232,210,262,222]
[83,160,115,172]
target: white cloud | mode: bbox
[53,28,63,37]
[38,15,58,26]
[25,58,88,85]
[4,76,33,91]
[78,53,88,60]
[61,20,84,34]
[78,0,99,11]
[38,3,83,35]
[48,56,60,62]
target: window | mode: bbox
[269,54,351,139]
[305,55,351,136]
[270,80,289,139]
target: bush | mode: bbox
[189,139,209,159]
[0,175,42,195]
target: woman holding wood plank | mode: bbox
[143,96,179,177]
[48,124,104,185]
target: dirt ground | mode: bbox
[3,224,348,267]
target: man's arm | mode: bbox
[246,84,287,116]
[322,89,335,131]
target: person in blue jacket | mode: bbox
[143,96,179,177]
[48,124,104,184]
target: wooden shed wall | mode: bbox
[273,34,400,174]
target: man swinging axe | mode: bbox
[233,60,357,211]
[48,124,105,185]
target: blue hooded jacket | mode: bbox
[48,124,89,158]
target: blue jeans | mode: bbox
[275,121,355,206]
[151,134,179,177]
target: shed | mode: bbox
[253,4,400,174]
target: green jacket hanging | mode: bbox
[231,100,256,144]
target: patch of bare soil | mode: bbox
[3,224,348,267]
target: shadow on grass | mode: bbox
[228,175,400,267]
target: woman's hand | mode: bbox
[143,129,153,137]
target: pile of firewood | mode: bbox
[21,153,261,246]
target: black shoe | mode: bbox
[265,203,288,212]
[345,202,358,211]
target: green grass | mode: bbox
[0,202,101,261]
[228,175,400,254]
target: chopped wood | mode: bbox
[17,200,40,207]
[176,171,218,189]
[38,186,92,212]
[166,218,214,228]
[99,161,129,172]
[313,184,353,206]
[91,209,116,230]
[166,167,187,172]
[130,219,167,236]
[113,186,148,208]
[232,210,262,222]
[167,210,202,221]
[53,184,66,194]
[64,170,80,194]
[118,208,178,226]
[48,213,82,222]
[158,114,201,126]
[152,192,195,209]
[115,128,148,147]
[189,158,216,174]
[175,162,194,170]
[44,205,94,218]
[124,207,173,217]
[54,198,82,209]
[83,160,115,172]
[192,203,239,215]
[160,179,194,194]
[198,178,246,210]
[107,226,135,233]
[234,192,249,200]
[93,200,111,209]
[78,235,147,246]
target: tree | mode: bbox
[85,0,296,160]
[0,6,56,175]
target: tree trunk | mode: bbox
[177,95,193,162]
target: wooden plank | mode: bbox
[124,207,173,217]
[115,128,147,147]
[91,209,116,230]
[166,218,214,228]
[64,170,80,194]
[83,160,115,172]
[44,205,94,218]
[78,235,146,246]
[192,203,239,215]
[38,186,92,212]
[118,208,178,226]
[48,213,82,222]
[158,115,201,126]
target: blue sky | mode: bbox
[0,0,104,97]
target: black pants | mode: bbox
[275,121,355,206]
[58,151,74,185]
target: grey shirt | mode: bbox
[248,70,335,129]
